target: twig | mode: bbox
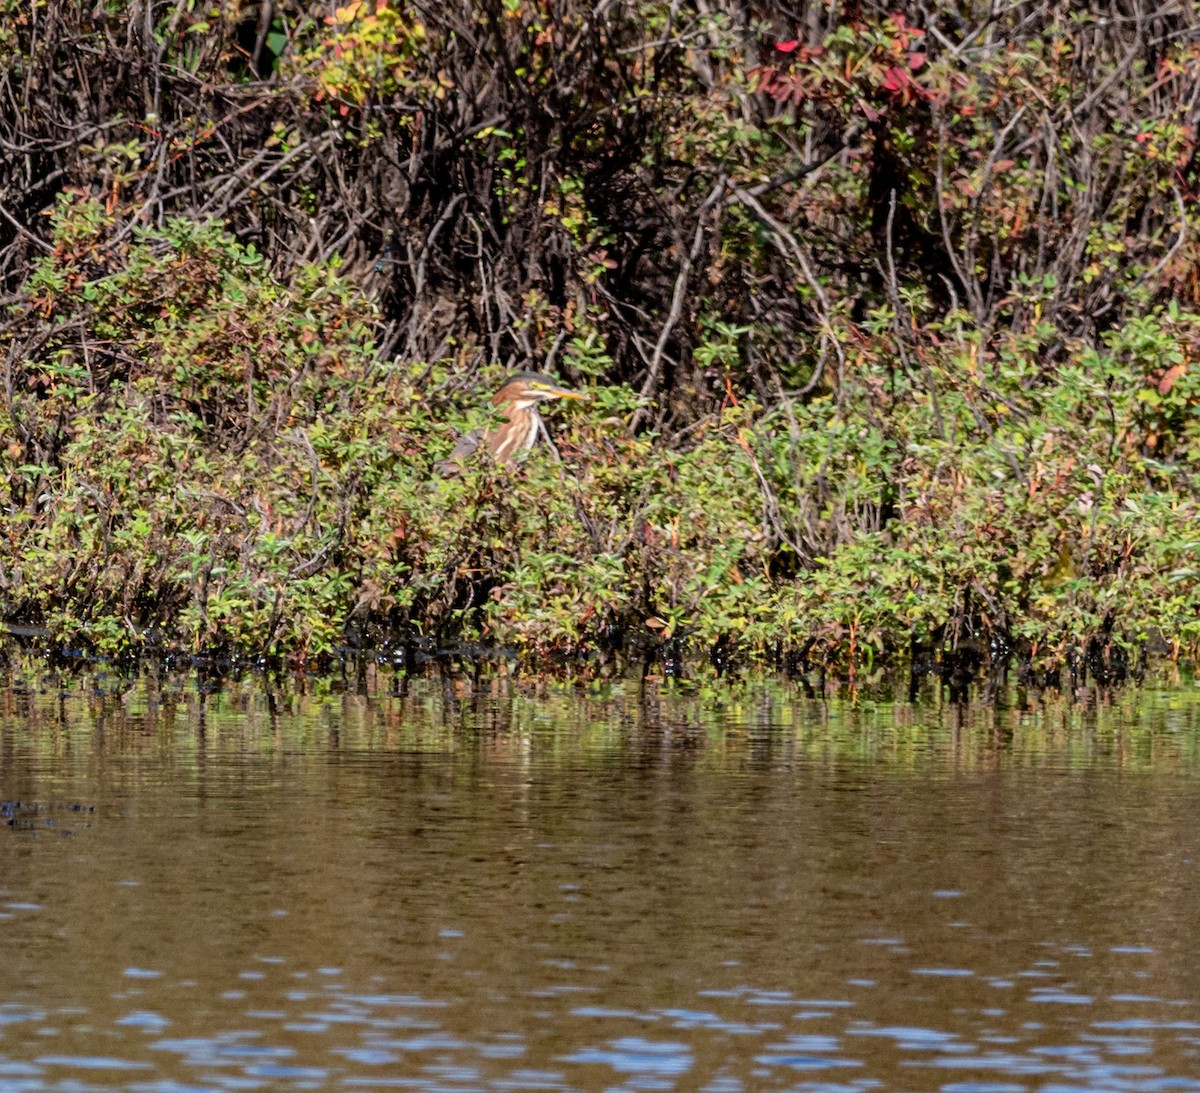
[0,202,52,252]
[632,177,725,428]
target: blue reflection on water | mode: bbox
[37,1053,153,1069]
[562,1036,694,1074]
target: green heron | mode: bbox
[440,371,586,471]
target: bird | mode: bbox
[439,371,586,472]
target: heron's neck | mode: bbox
[506,403,541,450]
[488,401,542,461]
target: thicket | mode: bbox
[3,0,1200,677]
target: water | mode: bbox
[2,670,1200,1091]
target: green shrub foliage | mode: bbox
[3,1,1200,674]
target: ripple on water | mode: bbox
[242,1061,327,1080]
[661,1008,765,1035]
[118,1011,171,1030]
[36,1054,153,1070]
[370,1031,469,1052]
[940,1084,1026,1093]
[331,1046,401,1065]
[917,1047,1200,1091]
[0,1006,44,1028]
[849,1025,962,1048]
[563,1036,694,1075]
[570,1005,651,1020]
[757,1052,862,1072]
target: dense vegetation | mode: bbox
[3,0,1200,678]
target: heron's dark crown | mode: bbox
[506,370,560,385]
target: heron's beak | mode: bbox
[550,387,587,400]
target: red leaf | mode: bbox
[775,39,799,53]
[889,12,925,39]
[907,50,925,70]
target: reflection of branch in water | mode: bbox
[2,799,95,834]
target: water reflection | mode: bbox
[1,669,1200,1090]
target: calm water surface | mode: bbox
[2,671,1200,1092]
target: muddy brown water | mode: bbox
[2,671,1200,1092]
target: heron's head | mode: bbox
[493,371,587,410]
